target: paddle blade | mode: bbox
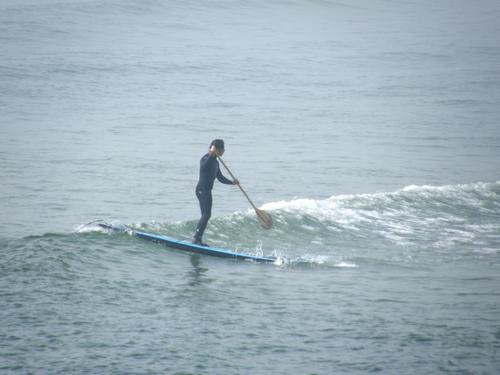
[255,208,272,230]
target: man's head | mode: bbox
[210,139,225,155]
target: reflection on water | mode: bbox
[187,254,209,287]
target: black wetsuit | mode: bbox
[193,153,233,243]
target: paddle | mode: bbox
[217,155,273,230]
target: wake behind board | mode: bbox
[98,223,276,263]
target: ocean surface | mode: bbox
[1,0,500,374]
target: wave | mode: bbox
[261,181,499,221]
[256,181,500,255]
[259,181,497,230]
[72,182,499,267]
[1,182,496,279]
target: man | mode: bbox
[193,139,239,246]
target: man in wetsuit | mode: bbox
[193,139,239,246]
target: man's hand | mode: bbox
[233,179,240,185]
[208,145,219,157]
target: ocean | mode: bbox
[1,0,500,374]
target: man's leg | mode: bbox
[194,190,212,244]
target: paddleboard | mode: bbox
[98,223,276,263]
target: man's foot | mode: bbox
[192,239,209,247]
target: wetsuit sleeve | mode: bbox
[217,168,234,185]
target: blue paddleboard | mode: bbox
[98,223,276,263]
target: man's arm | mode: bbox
[217,168,236,185]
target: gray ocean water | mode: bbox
[1,0,500,374]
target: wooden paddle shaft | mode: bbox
[217,156,259,211]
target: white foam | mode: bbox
[334,261,359,268]
[260,196,371,228]
[260,198,323,211]
[74,225,98,233]
[286,254,359,268]
[73,223,107,233]
[261,182,498,212]
[257,182,500,238]
[474,247,499,254]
